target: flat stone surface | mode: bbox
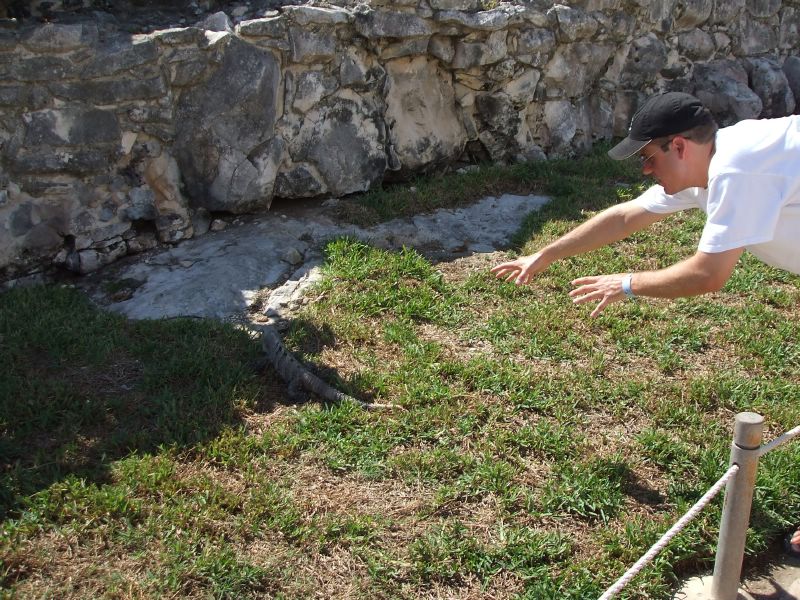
[674,555,800,600]
[79,193,549,321]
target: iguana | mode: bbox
[261,323,398,410]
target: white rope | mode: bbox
[598,464,740,600]
[758,424,800,457]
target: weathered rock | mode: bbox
[678,28,714,60]
[673,0,712,31]
[385,56,467,171]
[175,36,281,211]
[711,0,746,25]
[291,70,339,113]
[736,17,777,55]
[275,164,326,198]
[354,9,432,38]
[21,22,98,53]
[620,34,668,88]
[783,56,800,112]
[747,0,781,18]
[290,91,387,197]
[692,60,763,125]
[452,30,507,69]
[745,57,796,118]
[780,7,800,50]
[551,5,598,42]
[142,153,193,242]
[289,26,336,63]
[283,5,352,26]
[544,42,614,98]
[513,27,556,67]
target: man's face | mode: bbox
[638,137,679,193]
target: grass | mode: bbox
[2,145,800,598]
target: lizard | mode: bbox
[261,323,399,410]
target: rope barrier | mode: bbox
[598,463,740,600]
[758,424,800,457]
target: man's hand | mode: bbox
[569,273,628,317]
[490,252,550,285]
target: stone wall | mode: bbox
[1,0,799,280]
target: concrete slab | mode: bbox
[78,193,549,321]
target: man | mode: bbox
[491,91,800,547]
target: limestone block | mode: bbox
[291,91,387,196]
[513,28,555,67]
[435,6,525,31]
[552,5,598,42]
[11,148,117,176]
[380,37,431,60]
[339,47,374,87]
[645,0,678,31]
[591,11,634,43]
[452,30,507,69]
[476,92,523,158]
[747,0,781,18]
[544,42,614,98]
[290,27,337,64]
[487,59,521,83]
[678,28,714,60]
[736,17,777,55]
[198,11,233,32]
[237,16,286,38]
[783,56,800,111]
[143,27,204,47]
[0,29,17,52]
[291,70,339,113]
[711,0,745,25]
[429,35,455,64]
[142,153,193,242]
[745,57,796,117]
[80,39,158,78]
[620,34,667,87]
[274,164,327,198]
[354,9,432,38]
[428,0,480,10]
[12,56,74,82]
[48,77,168,105]
[283,5,353,26]
[673,0,712,31]
[780,7,800,50]
[0,85,49,110]
[125,186,157,221]
[692,60,762,125]
[23,107,120,147]
[175,36,281,207]
[169,58,212,87]
[505,69,541,106]
[21,22,98,53]
[544,100,577,154]
[384,56,467,171]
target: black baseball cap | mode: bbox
[608,92,712,160]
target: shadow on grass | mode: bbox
[0,285,277,520]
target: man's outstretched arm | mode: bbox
[569,247,744,317]
[491,200,667,285]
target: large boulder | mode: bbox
[745,57,796,118]
[287,90,387,197]
[692,60,762,125]
[384,56,467,172]
[174,36,282,213]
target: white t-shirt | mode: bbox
[635,115,800,275]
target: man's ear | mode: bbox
[673,136,688,158]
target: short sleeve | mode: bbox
[634,184,703,214]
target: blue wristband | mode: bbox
[621,274,635,298]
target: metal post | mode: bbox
[711,412,764,600]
